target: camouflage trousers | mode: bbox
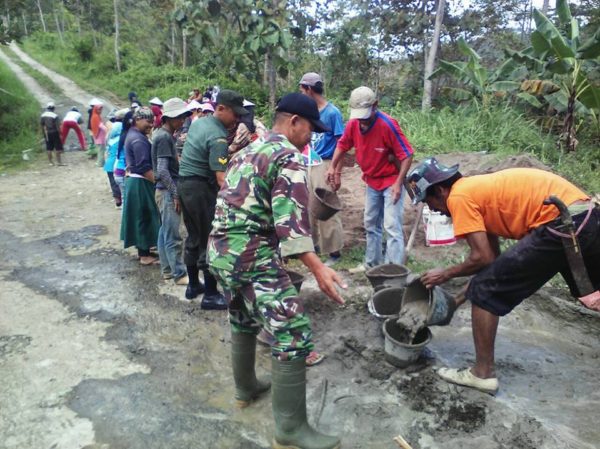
[210,260,313,361]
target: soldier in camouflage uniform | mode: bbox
[208,93,344,449]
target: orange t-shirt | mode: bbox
[447,168,589,240]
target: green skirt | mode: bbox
[120,177,160,250]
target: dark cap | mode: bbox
[276,93,331,133]
[407,157,460,204]
[216,89,248,116]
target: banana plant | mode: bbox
[506,0,600,151]
[429,37,521,108]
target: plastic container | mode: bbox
[382,319,432,368]
[401,278,456,327]
[366,264,410,290]
[422,205,456,246]
[367,287,405,319]
[313,188,342,221]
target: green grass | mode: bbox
[0,60,42,172]
[22,32,270,116]
[391,103,599,194]
[2,45,64,98]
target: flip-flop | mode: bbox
[139,257,159,266]
[306,351,325,367]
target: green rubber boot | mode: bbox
[271,357,341,449]
[231,332,271,408]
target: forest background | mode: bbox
[0,0,599,194]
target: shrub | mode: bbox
[0,61,40,171]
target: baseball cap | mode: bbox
[133,107,154,121]
[200,102,215,112]
[162,97,190,118]
[349,86,376,120]
[407,157,460,204]
[299,72,322,87]
[276,93,331,133]
[216,89,248,116]
[46,101,55,109]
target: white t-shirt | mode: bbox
[63,111,82,123]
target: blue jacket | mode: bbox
[104,122,123,173]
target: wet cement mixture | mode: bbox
[1,46,600,449]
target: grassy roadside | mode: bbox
[2,45,64,98]
[0,59,42,172]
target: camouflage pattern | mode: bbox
[211,261,313,360]
[208,133,316,361]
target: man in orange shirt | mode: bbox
[408,158,600,394]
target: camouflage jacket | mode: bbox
[208,133,314,273]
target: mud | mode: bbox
[396,307,427,343]
[2,47,600,449]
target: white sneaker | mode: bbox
[437,367,499,395]
[348,263,367,274]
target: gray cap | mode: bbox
[349,86,376,120]
[46,101,55,109]
[162,98,189,118]
[299,72,322,87]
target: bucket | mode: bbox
[401,278,456,327]
[313,188,342,221]
[422,205,456,247]
[366,264,410,290]
[382,319,432,368]
[367,287,405,319]
[285,270,305,293]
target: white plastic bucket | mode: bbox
[422,205,456,247]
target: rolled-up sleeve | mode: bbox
[271,152,314,257]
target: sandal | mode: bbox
[306,351,325,367]
[139,257,159,266]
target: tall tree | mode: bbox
[422,0,445,111]
[35,0,46,32]
[113,0,120,72]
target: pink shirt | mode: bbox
[337,111,413,190]
[93,122,107,145]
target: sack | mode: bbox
[422,205,456,247]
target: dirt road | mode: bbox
[1,47,599,449]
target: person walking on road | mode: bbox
[120,107,161,266]
[152,98,191,286]
[61,106,87,151]
[327,86,414,272]
[299,72,345,264]
[409,158,600,394]
[208,93,345,449]
[91,102,107,165]
[178,89,247,308]
[40,102,64,166]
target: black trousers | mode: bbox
[467,206,600,316]
[106,172,122,200]
[178,176,218,270]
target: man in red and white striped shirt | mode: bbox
[327,86,414,271]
